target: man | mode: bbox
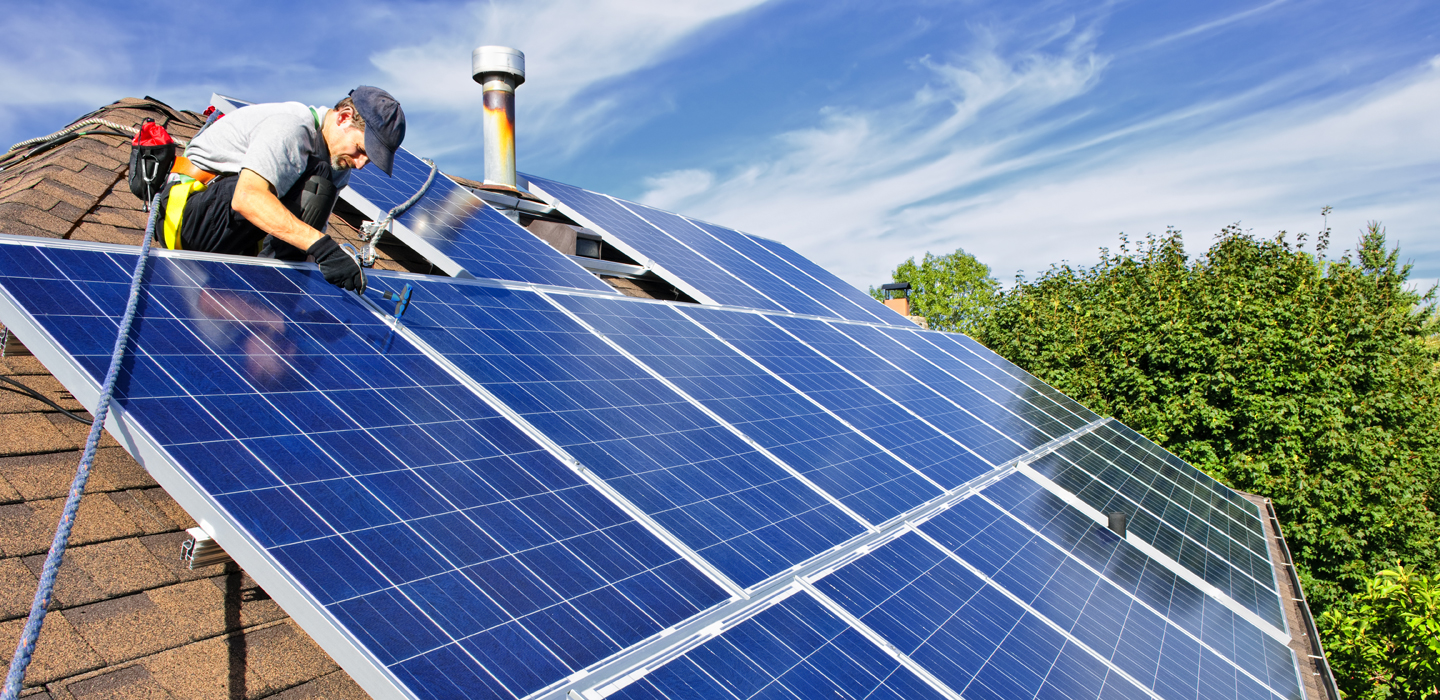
[156,86,406,293]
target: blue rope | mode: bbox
[1,194,158,699]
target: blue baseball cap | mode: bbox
[349,86,406,176]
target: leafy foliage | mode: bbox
[976,224,1440,611]
[870,249,999,334]
[1319,564,1440,698]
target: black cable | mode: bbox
[0,375,92,425]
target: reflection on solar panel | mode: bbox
[550,294,942,526]
[744,232,909,325]
[524,175,781,310]
[345,150,614,293]
[363,275,863,589]
[0,239,722,699]
[678,306,991,489]
[525,174,909,325]
[1028,424,1286,629]
[0,234,1306,700]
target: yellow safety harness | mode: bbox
[161,107,322,251]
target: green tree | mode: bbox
[871,249,999,334]
[1319,563,1440,698]
[977,224,1440,610]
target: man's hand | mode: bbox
[307,236,367,293]
[232,169,324,251]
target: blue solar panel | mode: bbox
[609,593,950,700]
[879,326,1096,433]
[1032,431,1286,630]
[744,232,910,326]
[976,473,1301,697]
[0,218,1310,698]
[933,331,1105,424]
[791,471,1301,700]
[365,275,864,588]
[550,293,943,526]
[0,240,725,700]
[345,150,614,292]
[684,218,896,323]
[524,175,785,311]
[769,315,1037,466]
[680,306,991,489]
[608,200,839,318]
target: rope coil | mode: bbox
[1,195,159,700]
[358,158,437,267]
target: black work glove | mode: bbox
[307,235,367,293]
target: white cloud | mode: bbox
[370,0,769,158]
[641,43,1440,294]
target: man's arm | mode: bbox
[231,168,323,249]
[230,168,366,292]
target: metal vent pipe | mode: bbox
[472,46,525,192]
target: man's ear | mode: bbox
[334,108,354,128]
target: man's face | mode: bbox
[327,109,369,172]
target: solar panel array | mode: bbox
[0,227,1303,700]
[524,175,909,325]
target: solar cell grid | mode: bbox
[814,516,1292,700]
[366,275,865,588]
[679,306,991,489]
[1075,427,1274,582]
[1031,439,1286,630]
[769,315,1036,466]
[345,150,613,292]
[1104,422,1267,527]
[683,218,882,321]
[549,293,943,526]
[614,201,840,319]
[743,232,908,326]
[1094,426,1267,564]
[936,331,1104,424]
[977,473,1301,697]
[912,483,1297,699]
[608,593,950,700]
[524,175,785,311]
[880,326,1094,433]
[0,241,727,700]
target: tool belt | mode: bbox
[161,156,218,250]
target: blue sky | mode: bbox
[4,0,1438,291]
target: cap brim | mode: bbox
[364,128,395,177]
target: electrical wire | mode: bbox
[0,375,92,425]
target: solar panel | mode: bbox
[879,325,1096,433]
[524,175,783,310]
[770,315,1041,465]
[744,232,911,326]
[0,238,724,700]
[684,218,897,323]
[1029,429,1286,631]
[677,306,992,489]
[588,468,1301,700]
[0,228,1307,699]
[606,592,952,700]
[525,174,909,325]
[549,293,944,526]
[977,473,1300,696]
[362,275,865,588]
[344,150,615,293]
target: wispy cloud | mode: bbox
[640,32,1440,292]
[370,0,770,159]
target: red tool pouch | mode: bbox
[127,118,176,207]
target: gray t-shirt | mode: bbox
[185,102,351,195]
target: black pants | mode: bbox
[155,158,338,260]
